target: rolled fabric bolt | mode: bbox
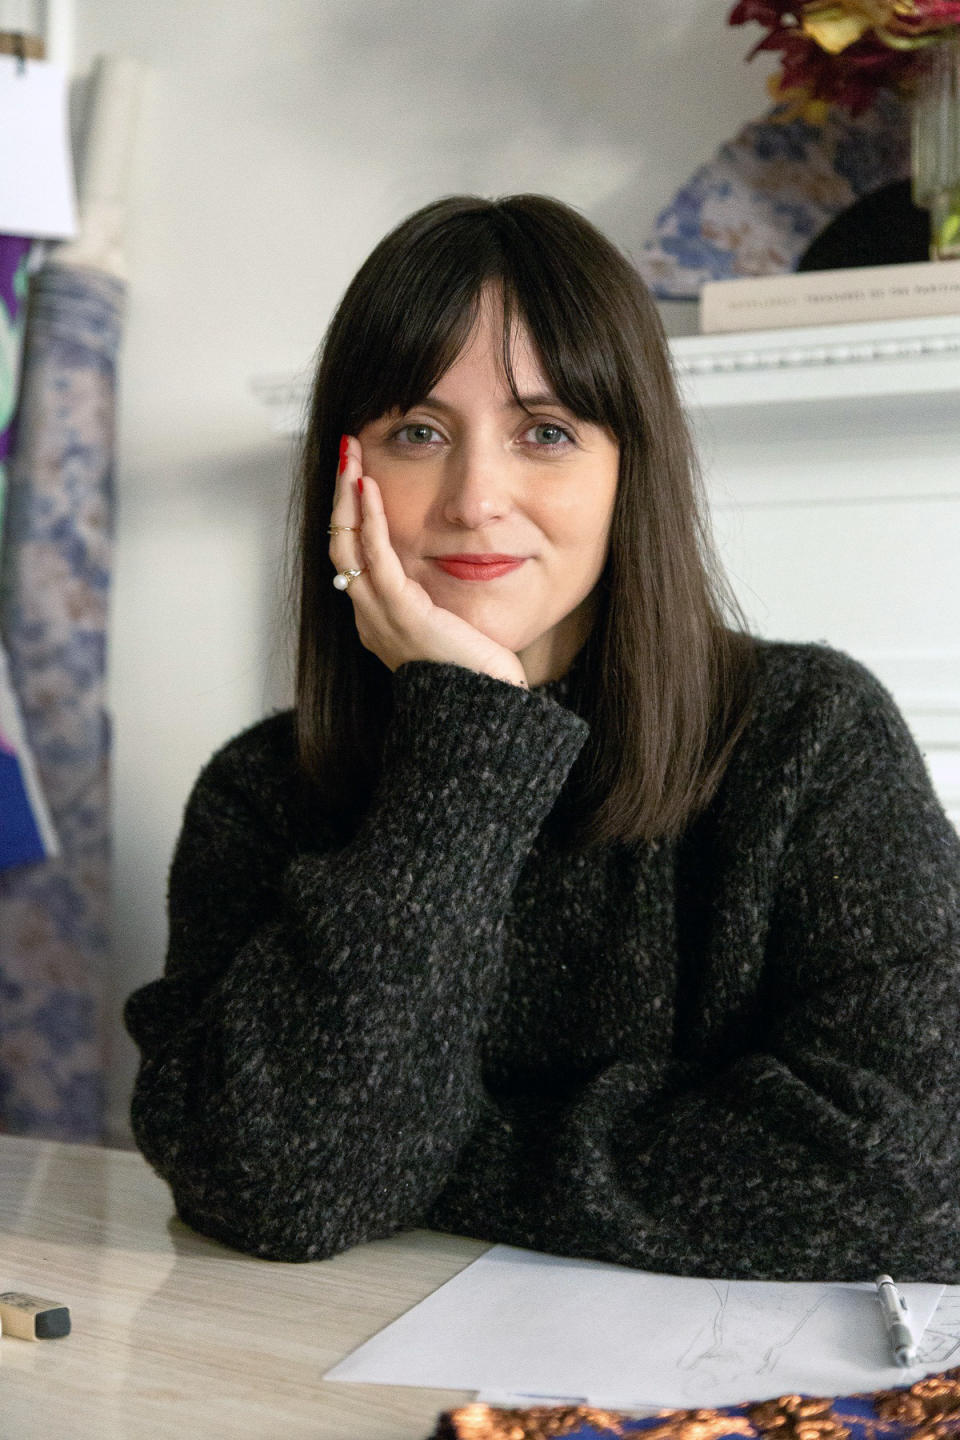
[0,1292,71,1340]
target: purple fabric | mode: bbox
[0,234,32,468]
[0,235,30,314]
[0,261,124,1140]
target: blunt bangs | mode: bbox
[492,206,634,438]
[330,197,634,444]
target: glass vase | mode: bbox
[911,25,960,261]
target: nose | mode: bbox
[439,437,512,528]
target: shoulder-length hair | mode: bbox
[293,194,755,844]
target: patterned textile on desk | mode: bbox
[430,1368,960,1440]
[635,90,910,300]
[0,262,124,1140]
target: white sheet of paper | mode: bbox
[325,1245,944,1408]
[0,56,77,239]
[917,1289,960,1369]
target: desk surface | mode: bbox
[0,1134,486,1439]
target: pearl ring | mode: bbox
[332,568,365,592]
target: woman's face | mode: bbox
[356,295,619,686]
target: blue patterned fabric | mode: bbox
[636,92,911,299]
[1,234,59,875]
[0,262,124,1140]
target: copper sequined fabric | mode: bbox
[429,1370,960,1440]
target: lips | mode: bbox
[433,554,527,582]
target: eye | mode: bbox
[521,421,575,448]
[392,422,443,446]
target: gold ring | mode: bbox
[328,524,360,535]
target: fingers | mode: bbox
[328,436,364,579]
[329,437,408,603]
[352,471,408,599]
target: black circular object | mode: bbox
[796,179,930,270]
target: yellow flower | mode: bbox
[798,1,953,53]
[800,1,900,52]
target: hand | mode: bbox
[328,438,529,688]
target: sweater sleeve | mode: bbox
[124,662,588,1260]
[426,653,960,1280]
[631,663,960,1280]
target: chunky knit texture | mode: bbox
[125,640,960,1279]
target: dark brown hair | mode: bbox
[293,194,755,843]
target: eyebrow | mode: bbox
[418,391,568,414]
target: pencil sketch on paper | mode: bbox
[918,1295,960,1365]
[677,1282,830,1380]
[677,1282,729,1371]
[757,1295,828,1375]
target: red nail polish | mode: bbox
[357,476,364,495]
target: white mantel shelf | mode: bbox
[252,313,960,434]
[672,312,960,410]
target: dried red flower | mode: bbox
[728,1,960,113]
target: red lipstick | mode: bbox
[433,554,527,582]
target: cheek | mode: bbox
[583,473,618,563]
[377,485,422,549]
[547,492,616,566]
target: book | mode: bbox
[700,257,960,334]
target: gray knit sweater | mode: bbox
[125,640,960,1280]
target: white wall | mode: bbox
[688,368,960,831]
[67,0,782,1142]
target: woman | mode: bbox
[125,194,960,1279]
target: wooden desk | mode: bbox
[0,1135,486,1438]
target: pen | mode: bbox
[875,1274,917,1367]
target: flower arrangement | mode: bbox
[728,1,960,117]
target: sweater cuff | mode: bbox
[335,661,590,889]
[385,660,589,813]
[282,662,590,911]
